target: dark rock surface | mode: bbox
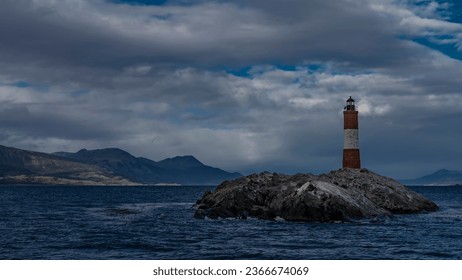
[194,168,439,222]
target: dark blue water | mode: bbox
[0,185,461,259]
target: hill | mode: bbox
[53,148,242,185]
[0,145,135,185]
[0,144,241,185]
[400,169,462,186]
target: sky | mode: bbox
[1,0,462,179]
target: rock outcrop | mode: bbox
[194,168,438,222]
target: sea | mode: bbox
[0,185,461,260]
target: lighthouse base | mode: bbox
[343,149,361,169]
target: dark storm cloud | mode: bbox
[0,103,121,140]
[0,0,432,71]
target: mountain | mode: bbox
[0,145,136,185]
[156,155,204,169]
[53,148,242,185]
[156,155,242,185]
[0,144,242,185]
[400,169,462,186]
[52,148,167,184]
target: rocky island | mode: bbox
[194,168,438,222]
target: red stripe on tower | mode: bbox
[343,96,361,169]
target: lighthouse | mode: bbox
[343,96,361,169]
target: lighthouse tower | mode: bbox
[343,96,361,169]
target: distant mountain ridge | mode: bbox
[53,147,241,185]
[0,145,134,185]
[400,169,462,186]
[0,144,242,185]
[156,155,204,169]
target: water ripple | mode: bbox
[0,185,461,259]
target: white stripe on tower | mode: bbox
[344,129,359,149]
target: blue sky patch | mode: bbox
[14,81,49,93]
[15,81,31,88]
[414,38,462,61]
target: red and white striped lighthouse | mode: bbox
[343,96,361,169]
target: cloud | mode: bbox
[357,100,392,116]
[0,0,461,179]
[370,0,462,48]
[0,0,439,72]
